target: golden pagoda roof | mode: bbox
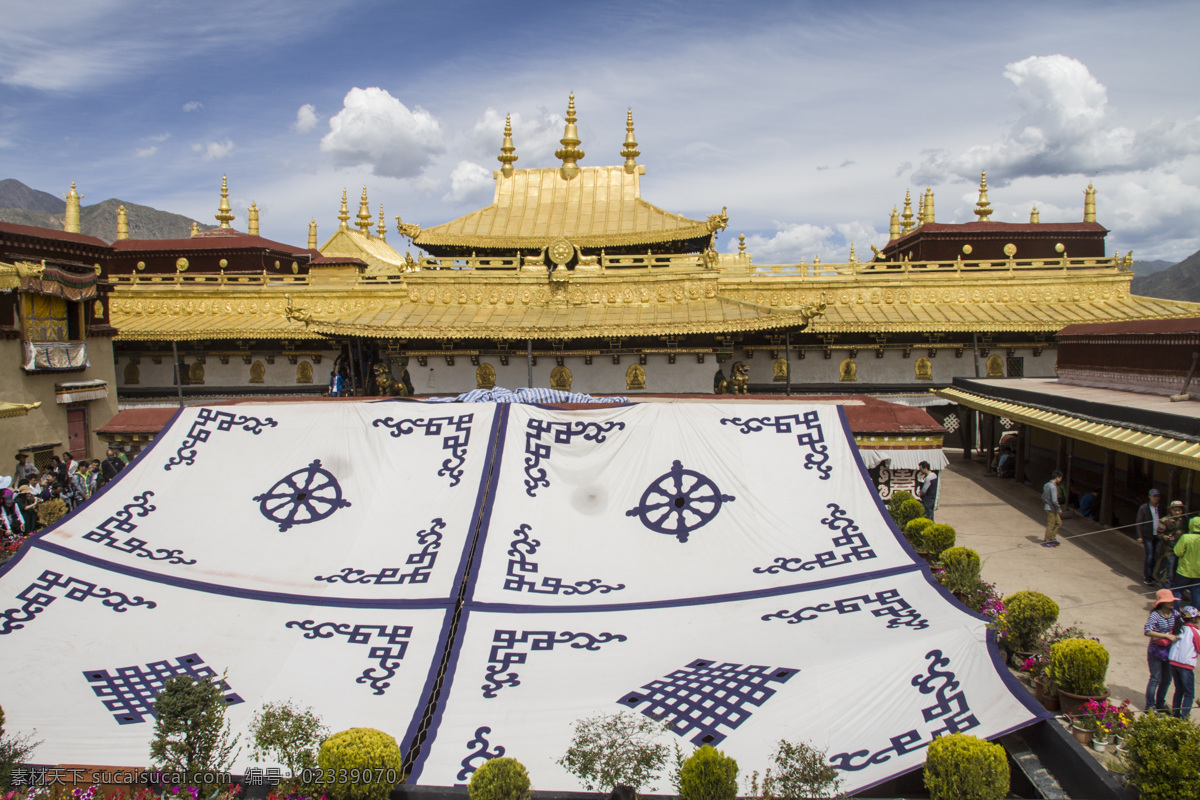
[409,166,727,251]
[0,401,41,420]
[318,226,411,274]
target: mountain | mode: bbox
[1132,248,1200,303]
[1132,259,1174,278]
[0,178,214,243]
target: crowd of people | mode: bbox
[0,448,127,546]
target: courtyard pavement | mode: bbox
[938,456,1167,712]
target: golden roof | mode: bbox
[318,226,411,274]
[410,166,727,251]
[0,401,41,420]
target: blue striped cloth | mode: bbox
[424,387,628,404]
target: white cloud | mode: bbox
[182,101,203,112]
[444,160,494,204]
[1104,172,1200,260]
[320,87,444,178]
[913,55,1200,185]
[470,106,564,166]
[192,139,234,160]
[294,103,318,133]
[147,132,171,142]
[135,146,158,158]
[731,220,884,264]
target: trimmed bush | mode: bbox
[468,757,531,800]
[1124,712,1200,800]
[941,547,980,577]
[894,499,926,530]
[1002,590,1059,652]
[317,728,403,800]
[904,517,934,549]
[922,524,957,560]
[886,490,916,521]
[679,745,738,800]
[1048,638,1109,696]
[922,733,1009,800]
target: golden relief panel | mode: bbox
[250,361,265,383]
[550,365,572,391]
[839,357,857,382]
[476,363,496,390]
[625,363,646,390]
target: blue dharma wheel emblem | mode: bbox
[627,460,735,543]
[254,459,351,532]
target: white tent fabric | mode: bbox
[0,400,1043,796]
[858,448,950,471]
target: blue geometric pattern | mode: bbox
[619,658,798,746]
[829,649,979,771]
[253,459,351,532]
[625,460,735,543]
[0,570,156,635]
[482,630,627,698]
[753,503,875,574]
[314,518,445,585]
[82,653,243,725]
[523,419,625,497]
[82,492,196,565]
[164,408,277,471]
[457,726,506,782]
[761,589,929,630]
[286,620,412,695]
[505,524,624,595]
[372,414,473,487]
[720,412,831,480]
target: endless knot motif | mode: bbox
[753,503,875,574]
[720,412,831,480]
[941,414,960,433]
[83,653,243,725]
[253,459,351,532]
[504,524,625,595]
[626,460,735,543]
[164,408,277,471]
[0,570,156,635]
[619,658,798,746]
[82,492,196,565]
[761,588,928,630]
[524,419,625,497]
[482,629,627,698]
[829,649,979,771]
[315,518,445,585]
[457,726,506,782]
[286,620,412,695]
[371,414,473,487]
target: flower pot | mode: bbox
[1071,724,1093,746]
[1034,676,1060,711]
[1057,688,1108,717]
[1092,736,1110,752]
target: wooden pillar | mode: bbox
[1186,469,1193,514]
[985,414,997,474]
[1015,425,1027,484]
[1168,465,1180,504]
[1064,439,1075,506]
[1056,435,1067,475]
[1100,449,1116,527]
[961,406,974,461]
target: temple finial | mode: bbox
[621,109,640,174]
[356,187,373,233]
[190,221,199,237]
[308,219,318,249]
[923,187,935,223]
[916,194,925,228]
[555,93,585,180]
[738,233,746,255]
[247,202,260,236]
[1030,205,1040,224]
[338,189,350,229]
[116,204,129,240]
[498,113,518,178]
[973,171,993,221]
[1083,183,1096,222]
[900,190,914,233]
[889,206,900,241]
[376,205,386,241]
[63,182,82,233]
[849,242,858,263]
[215,176,235,228]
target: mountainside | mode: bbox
[1132,248,1200,303]
[0,178,213,244]
[1132,259,1174,277]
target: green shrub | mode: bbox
[904,517,934,549]
[468,757,531,800]
[886,490,916,521]
[557,711,671,791]
[922,524,957,560]
[767,739,843,800]
[894,499,926,530]
[1124,712,1200,800]
[0,704,42,792]
[248,700,329,781]
[939,547,981,594]
[1047,638,1109,696]
[149,673,241,783]
[317,728,403,800]
[679,745,738,800]
[1002,590,1059,652]
[922,733,1009,800]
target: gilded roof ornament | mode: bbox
[1084,183,1097,223]
[973,171,993,221]
[356,187,374,234]
[116,204,129,241]
[737,233,746,255]
[1030,205,1040,224]
[621,109,640,174]
[889,207,900,241]
[395,215,421,240]
[848,243,858,263]
[377,205,387,241]
[706,206,729,233]
[900,190,914,233]
[308,219,318,249]
[63,182,82,234]
[247,202,260,237]
[498,114,518,178]
[923,187,935,224]
[215,176,235,228]
[189,221,200,237]
[555,93,585,180]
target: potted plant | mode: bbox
[1047,638,1109,716]
[1070,708,1101,746]
[1100,699,1134,747]
[1002,591,1059,663]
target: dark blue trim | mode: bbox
[915,565,992,624]
[407,607,471,784]
[524,401,635,411]
[988,624,1053,720]
[463,407,509,603]
[399,606,456,767]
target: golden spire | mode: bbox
[1030,205,1040,224]
[738,233,746,255]
[973,171,993,221]
[116,204,129,240]
[376,205,386,241]
[215,176,235,228]
[1084,183,1096,222]
[189,221,200,237]
[63,182,82,233]
[923,187,935,223]
[900,190,914,233]
[247,202,260,236]
[356,187,373,233]
[497,114,518,178]
[555,93,585,180]
[916,194,925,228]
[308,219,318,249]
[621,109,640,174]
[889,206,900,241]
[337,189,350,229]
[849,242,858,262]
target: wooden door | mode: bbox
[66,405,89,460]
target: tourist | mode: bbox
[16,485,39,531]
[1146,589,1181,713]
[1169,605,1200,718]
[0,489,27,538]
[13,453,37,485]
[1155,500,1187,586]
[1175,517,1200,607]
[1136,489,1165,586]
[915,461,939,521]
[68,461,90,507]
[88,459,102,494]
[101,449,124,484]
[1079,491,1098,521]
[327,370,345,397]
[1042,470,1064,548]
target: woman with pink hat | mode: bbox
[1146,588,1183,712]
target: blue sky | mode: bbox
[3,0,1200,261]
